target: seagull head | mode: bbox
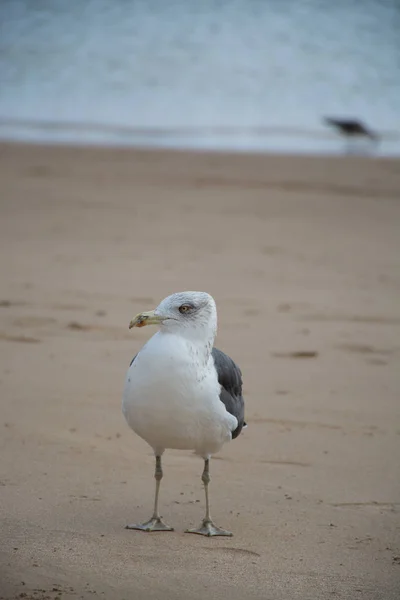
[129,291,217,342]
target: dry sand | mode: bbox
[1,142,399,600]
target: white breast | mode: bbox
[122,332,237,457]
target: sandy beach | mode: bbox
[1,142,399,600]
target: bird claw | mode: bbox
[185,519,232,537]
[126,516,174,532]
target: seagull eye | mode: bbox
[179,304,193,314]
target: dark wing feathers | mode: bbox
[212,347,245,440]
[129,347,246,440]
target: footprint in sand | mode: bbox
[205,547,260,558]
[66,321,132,340]
[337,343,395,355]
[366,358,388,366]
[67,321,93,331]
[0,333,40,343]
[332,502,399,513]
[271,351,318,359]
[0,299,28,308]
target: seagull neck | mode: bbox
[161,327,215,362]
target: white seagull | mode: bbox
[122,291,245,536]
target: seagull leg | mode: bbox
[126,455,173,532]
[185,458,232,537]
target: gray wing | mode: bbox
[212,347,246,440]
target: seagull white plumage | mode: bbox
[122,291,245,536]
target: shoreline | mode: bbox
[1,119,400,157]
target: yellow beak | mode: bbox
[129,310,163,329]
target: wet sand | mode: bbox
[1,142,399,599]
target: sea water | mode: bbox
[1,0,399,155]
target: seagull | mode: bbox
[122,291,245,536]
[323,117,379,152]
